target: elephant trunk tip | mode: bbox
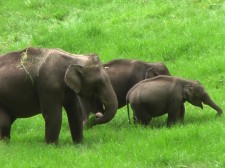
[216,109,223,117]
[203,95,223,117]
[87,102,118,128]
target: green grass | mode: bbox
[0,0,225,167]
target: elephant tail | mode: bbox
[126,95,131,125]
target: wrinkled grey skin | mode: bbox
[83,59,171,121]
[126,76,223,126]
[0,47,117,144]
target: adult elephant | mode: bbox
[83,59,171,121]
[0,47,118,144]
[126,76,223,126]
[104,59,171,108]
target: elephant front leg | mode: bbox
[40,98,62,144]
[178,104,185,122]
[43,110,62,144]
[64,100,83,144]
[167,114,178,127]
[166,102,181,127]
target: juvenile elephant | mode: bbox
[126,76,223,126]
[83,59,171,120]
[0,47,118,144]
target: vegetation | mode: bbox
[0,0,224,167]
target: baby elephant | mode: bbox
[126,76,223,126]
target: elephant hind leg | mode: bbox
[141,113,152,126]
[0,107,14,140]
[131,104,152,126]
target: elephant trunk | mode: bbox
[203,94,223,116]
[92,88,118,126]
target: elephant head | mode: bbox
[145,63,171,79]
[64,57,118,127]
[183,81,223,116]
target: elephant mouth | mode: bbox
[95,103,105,119]
[189,100,204,109]
[95,112,103,119]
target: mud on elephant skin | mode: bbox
[83,59,171,121]
[126,75,223,126]
[0,47,118,144]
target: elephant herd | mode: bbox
[0,47,223,144]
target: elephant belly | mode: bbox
[0,80,41,118]
[140,99,166,117]
[140,91,168,117]
[146,105,167,117]
[0,94,40,118]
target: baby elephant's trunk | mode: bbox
[203,94,223,116]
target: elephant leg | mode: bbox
[76,100,87,123]
[131,105,141,124]
[64,99,83,144]
[78,98,91,124]
[167,102,181,127]
[167,114,178,127]
[137,111,152,126]
[131,104,152,126]
[133,115,138,124]
[40,97,62,144]
[0,107,15,140]
[0,126,11,140]
[43,107,62,144]
[179,104,185,122]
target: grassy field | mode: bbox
[0,0,225,167]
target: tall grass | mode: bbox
[0,0,225,167]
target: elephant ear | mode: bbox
[145,68,159,79]
[183,85,193,100]
[64,65,83,94]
